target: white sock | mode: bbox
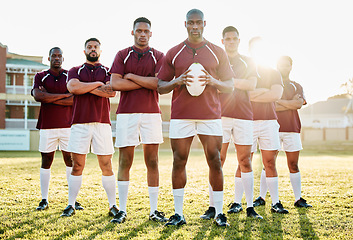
[148,186,159,215]
[173,188,184,216]
[241,171,254,208]
[118,181,129,212]
[40,168,51,200]
[290,172,302,202]
[68,175,82,206]
[259,169,268,199]
[266,177,279,205]
[102,175,117,208]
[66,167,72,184]
[213,191,224,217]
[234,177,244,204]
[209,183,214,207]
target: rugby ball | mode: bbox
[186,63,206,97]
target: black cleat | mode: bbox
[214,213,229,227]
[110,210,126,223]
[75,201,84,210]
[36,199,49,211]
[60,205,75,217]
[246,207,263,219]
[253,197,266,207]
[271,201,289,214]
[200,206,216,220]
[227,202,243,213]
[149,210,168,222]
[109,205,119,216]
[294,197,312,208]
[165,213,186,226]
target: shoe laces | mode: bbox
[154,210,165,218]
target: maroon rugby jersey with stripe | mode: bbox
[251,66,283,120]
[32,69,72,129]
[158,39,234,120]
[220,54,256,120]
[110,46,164,114]
[68,63,111,125]
[276,80,306,133]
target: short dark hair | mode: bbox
[186,9,204,21]
[222,26,239,38]
[133,17,151,29]
[85,38,101,47]
[49,47,62,56]
[278,56,293,65]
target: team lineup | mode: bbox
[31,8,311,228]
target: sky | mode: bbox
[1,0,352,105]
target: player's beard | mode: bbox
[86,52,99,62]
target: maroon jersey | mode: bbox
[220,54,256,120]
[251,66,283,120]
[276,80,306,133]
[110,46,164,114]
[157,39,234,120]
[32,69,72,129]
[68,63,111,125]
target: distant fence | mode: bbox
[301,127,353,141]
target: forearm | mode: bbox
[234,77,257,91]
[111,74,141,91]
[67,79,103,95]
[250,85,283,103]
[277,99,304,110]
[33,89,70,103]
[90,84,116,98]
[157,79,178,94]
[275,102,289,111]
[214,79,234,93]
[125,73,158,90]
[52,96,74,106]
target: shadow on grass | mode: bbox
[259,209,285,240]
[297,208,319,240]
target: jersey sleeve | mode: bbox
[271,69,284,86]
[109,51,125,76]
[155,51,164,75]
[216,48,235,81]
[67,67,79,82]
[295,82,307,105]
[31,72,43,96]
[157,50,175,82]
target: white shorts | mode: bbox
[39,128,71,153]
[169,119,223,139]
[251,120,280,152]
[68,123,114,155]
[222,117,253,145]
[115,113,163,148]
[279,132,303,152]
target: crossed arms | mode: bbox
[67,79,116,98]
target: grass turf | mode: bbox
[0,148,352,239]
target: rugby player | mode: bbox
[157,9,234,227]
[110,17,167,224]
[60,38,118,221]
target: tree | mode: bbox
[341,78,353,96]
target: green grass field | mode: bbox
[0,147,352,239]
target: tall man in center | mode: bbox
[157,9,234,227]
[110,17,167,224]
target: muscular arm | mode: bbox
[67,78,104,95]
[124,73,158,90]
[52,95,74,106]
[234,76,257,91]
[276,94,304,111]
[90,81,116,98]
[32,88,72,104]
[110,73,142,91]
[199,70,234,93]
[157,70,193,95]
[249,84,283,102]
